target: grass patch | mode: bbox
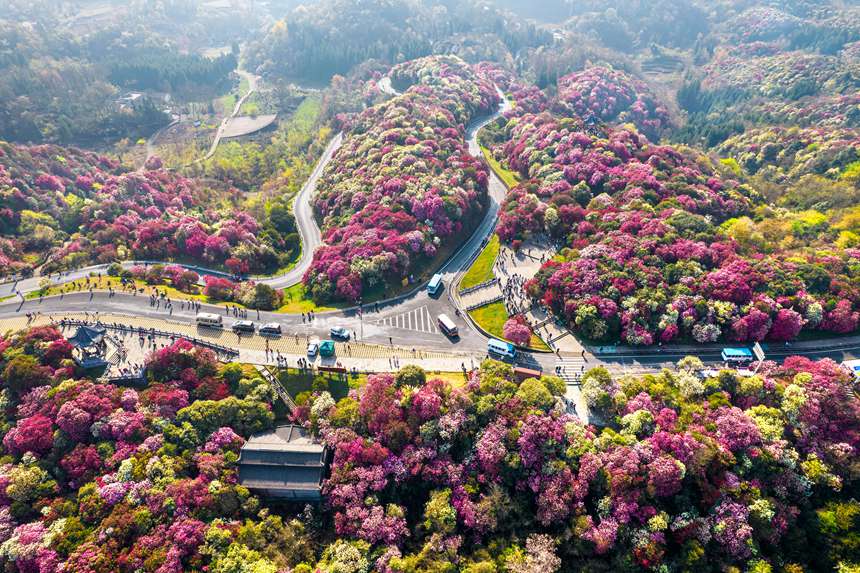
[426,371,471,387]
[469,301,551,352]
[275,368,364,401]
[276,283,345,314]
[460,234,499,291]
[480,145,520,189]
[28,275,246,310]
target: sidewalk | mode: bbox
[493,238,585,353]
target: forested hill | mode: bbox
[246,0,550,82]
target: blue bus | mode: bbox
[427,273,444,296]
[721,347,754,364]
[488,338,517,360]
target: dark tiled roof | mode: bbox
[68,325,106,348]
[238,425,327,499]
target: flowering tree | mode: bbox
[503,315,532,347]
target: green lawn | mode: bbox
[469,301,551,352]
[460,234,499,291]
[276,283,345,314]
[275,368,364,402]
[480,145,520,189]
[30,276,213,303]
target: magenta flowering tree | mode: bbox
[301,354,860,570]
[503,315,532,347]
[486,87,860,345]
[0,320,859,570]
[0,141,283,276]
[3,414,54,456]
[554,65,671,140]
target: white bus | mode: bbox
[196,313,223,328]
[437,314,458,337]
[488,338,517,360]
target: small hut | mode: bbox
[238,425,328,501]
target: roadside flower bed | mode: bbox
[303,56,499,302]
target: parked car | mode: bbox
[259,323,282,336]
[231,320,256,333]
[319,340,336,357]
[307,342,319,357]
[330,326,350,340]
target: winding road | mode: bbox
[2,80,859,375]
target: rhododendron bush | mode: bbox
[700,47,854,100]
[1,325,858,570]
[0,328,301,573]
[303,55,499,302]
[297,356,860,570]
[482,72,860,344]
[717,126,860,185]
[554,66,670,141]
[0,142,283,276]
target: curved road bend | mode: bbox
[0,88,514,353]
[261,132,343,288]
[0,130,344,298]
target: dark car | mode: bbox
[259,323,283,336]
[231,320,256,333]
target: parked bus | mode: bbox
[437,314,458,337]
[488,338,517,360]
[721,347,753,364]
[427,273,443,296]
[196,313,223,328]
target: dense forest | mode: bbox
[0,1,859,571]
[246,0,551,82]
[0,2,254,144]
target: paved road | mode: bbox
[0,88,523,361]
[6,78,857,373]
[263,132,343,288]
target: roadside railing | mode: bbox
[57,318,240,359]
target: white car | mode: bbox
[307,342,319,357]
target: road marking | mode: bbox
[555,357,588,384]
[374,306,438,334]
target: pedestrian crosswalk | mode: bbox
[555,357,588,384]
[374,305,439,334]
